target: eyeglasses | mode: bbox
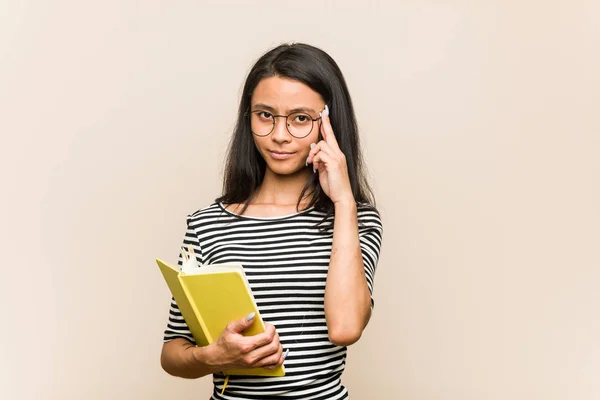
[247,110,322,139]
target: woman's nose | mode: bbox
[271,117,291,142]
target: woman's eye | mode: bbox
[258,111,272,119]
[295,115,308,122]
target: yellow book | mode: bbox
[156,252,285,378]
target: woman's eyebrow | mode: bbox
[289,107,317,115]
[251,103,317,115]
[252,103,276,112]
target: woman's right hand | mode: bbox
[205,313,285,371]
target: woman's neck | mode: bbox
[252,168,314,206]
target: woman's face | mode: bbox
[250,76,325,177]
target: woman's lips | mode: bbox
[269,151,296,160]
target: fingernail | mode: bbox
[283,349,290,359]
[246,312,255,321]
[324,105,329,117]
[313,166,316,173]
[310,143,315,149]
[305,158,309,167]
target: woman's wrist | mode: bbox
[333,196,357,211]
[191,343,222,374]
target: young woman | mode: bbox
[160,43,383,399]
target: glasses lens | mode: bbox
[250,111,274,136]
[287,112,313,138]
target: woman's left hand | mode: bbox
[306,106,355,205]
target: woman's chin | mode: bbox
[266,162,310,177]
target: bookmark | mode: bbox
[180,246,201,273]
[180,247,189,263]
[221,375,229,394]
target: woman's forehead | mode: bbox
[252,76,323,109]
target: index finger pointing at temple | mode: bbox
[320,105,340,150]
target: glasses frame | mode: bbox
[246,109,322,139]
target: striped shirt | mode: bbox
[163,202,383,399]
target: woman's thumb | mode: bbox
[230,312,255,333]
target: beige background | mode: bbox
[1,1,599,399]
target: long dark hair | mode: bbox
[216,42,375,223]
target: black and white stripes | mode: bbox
[163,202,383,399]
